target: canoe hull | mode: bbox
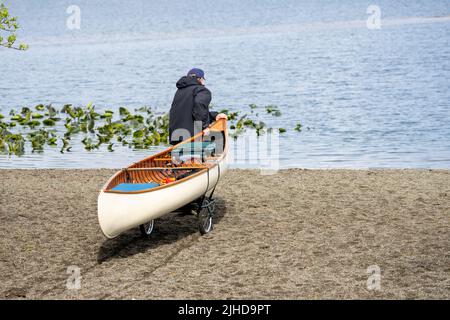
[98,161,227,239]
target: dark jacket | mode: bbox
[169,76,218,145]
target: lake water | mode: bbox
[1,0,450,169]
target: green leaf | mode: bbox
[26,120,41,128]
[119,107,130,116]
[31,113,43,119]
[135,106,151,113]
[100,112,113,119]
[266,105,281,116]
[7,34,16,45]
[60,138,70,153]
[133,129,144,138]
[47,137,58,146]
[21,107,31,115]
[43,119,56,126]
[88,118,95,132]
[46,105,57,117]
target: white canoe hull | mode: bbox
[98,161,227,239]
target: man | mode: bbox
[169,68,226,145]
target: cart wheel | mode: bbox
[198,199,214,235]
[139,220,155,237]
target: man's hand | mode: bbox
[215,113,228,120]
[204,114,226,136]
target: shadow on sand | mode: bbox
[97,198,227,263]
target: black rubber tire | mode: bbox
[198,205,213,235]
[139,220,155,237]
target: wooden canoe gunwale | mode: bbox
[125,167,206,171]
[101,119,227,195]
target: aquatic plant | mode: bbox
[265,105,282,117]
[0,103,301,155]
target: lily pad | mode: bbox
[26,120,41,128]
[31,113,44,119]
[43,119,56,126]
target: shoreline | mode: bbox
[1,169,449,299]
[1,167,449,171]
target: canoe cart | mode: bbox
[97,119,228,239]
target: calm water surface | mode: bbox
[1,0,449,168]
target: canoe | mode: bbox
[98,119,228,239]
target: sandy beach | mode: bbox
[0,169,449,299]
